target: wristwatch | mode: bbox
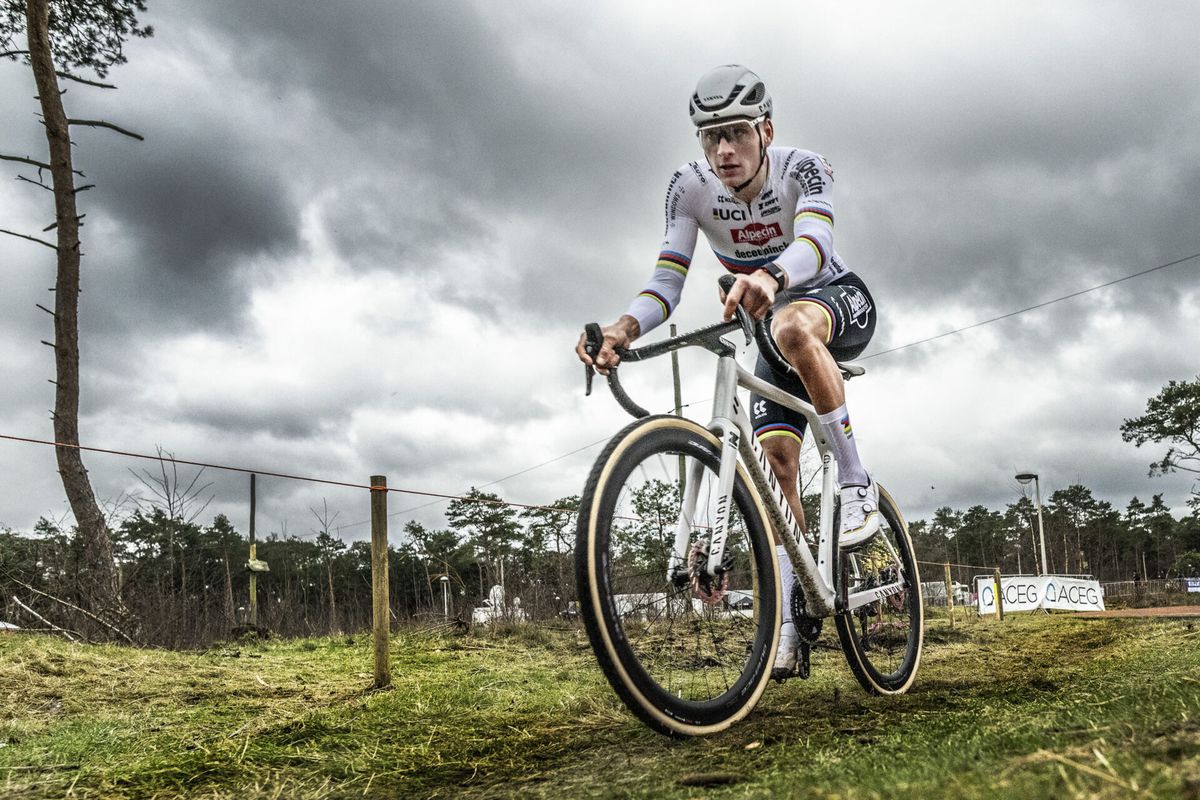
[758,262,788,292]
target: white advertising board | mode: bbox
[1187,577,1200,593]
[975,575,1105,614]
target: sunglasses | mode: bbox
[696,116,766,151]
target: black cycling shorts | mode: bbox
[749,271,876,444]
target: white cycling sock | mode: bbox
[818,404,868,487]
[776,544,795,640]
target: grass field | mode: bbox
[2,613,1199,799]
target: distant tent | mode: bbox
[0,621,20,632]
[472,584,527,625]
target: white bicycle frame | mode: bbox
[666,351,908,619]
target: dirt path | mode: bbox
[1073,605,1200,618]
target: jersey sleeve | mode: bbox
[625,169,700,337]
[772,152,836,288]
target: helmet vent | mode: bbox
[741,82,765,106]
[694,85,742,112]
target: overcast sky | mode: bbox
[2,0,1198,546]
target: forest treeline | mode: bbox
[2,482,1199,647]
[0,490,578,647]
[908,486,1200,585]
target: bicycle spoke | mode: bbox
[836,486,923,693]
[606,447,759,701]
[578,416,778,734]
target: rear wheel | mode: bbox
[834,485,923,694]
[576,415,779,736]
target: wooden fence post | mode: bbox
[249,474,257,627]
[371,475,391,688]
[944,562,955,629]
[993,567,1004,621]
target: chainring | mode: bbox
[789,578,824,643]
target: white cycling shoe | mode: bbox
[839,478,881,549]
[772,633,798,676]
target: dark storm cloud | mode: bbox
[1,49,303,348]
[6,0,1200,534]
[180,403,333,442]
[321,189,489,276]
[182,0,533,184]
[154,0,676,321]
[88,134,299,329]
[791,6,1200,335]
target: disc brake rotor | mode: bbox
[688,539,728,605]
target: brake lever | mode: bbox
[583,322,603,396]
[716,274,754,346]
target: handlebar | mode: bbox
[716,274,798,381]
[584,275,864,419]
[583,322,652,418]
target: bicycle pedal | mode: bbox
[771,665,809,683]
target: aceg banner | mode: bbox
[975,575,1105,615]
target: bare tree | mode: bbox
[1,1,151,624]
[311,500,344,635]
[130,446,214,525]
[128,447,213,625]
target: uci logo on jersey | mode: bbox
[713,208,748,221]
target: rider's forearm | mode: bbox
[626,266,686,338]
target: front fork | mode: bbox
[667,356,746,586]
[665,419,740,585]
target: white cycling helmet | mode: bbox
[689,64,773,127]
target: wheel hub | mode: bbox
[688,539,729,605]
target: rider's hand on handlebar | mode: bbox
[576,315,640,376]
[720,271,778,322]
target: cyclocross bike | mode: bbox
[576,275,923,737]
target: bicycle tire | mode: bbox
[576,415,780,737]
[834,484,924,694]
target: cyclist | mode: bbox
[576,64,880,674]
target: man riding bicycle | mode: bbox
[576,65,881,674]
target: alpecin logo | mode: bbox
[732,222,783,246]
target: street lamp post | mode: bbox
[1015,472,1048,576]
[439,575,450,620]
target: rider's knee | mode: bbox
[771,305,828,356]
[759,437,799,481]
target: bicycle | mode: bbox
[576,275,923,737]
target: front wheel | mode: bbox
[576,415,780,737]
[834,484,924,694]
